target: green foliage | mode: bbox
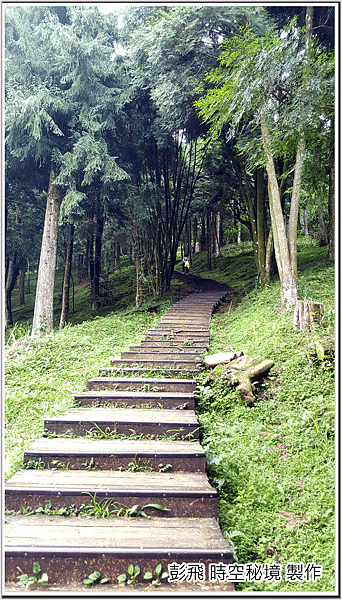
[83,570,110,587]
[127,454,153,472]
[195,23,333,155]
[17,562,48,587]
[143,563,168,586]
[118,564,140,586]
[195,243,334,592]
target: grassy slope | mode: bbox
[5,239,335,592]
[189,240,335,592]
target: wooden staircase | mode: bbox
[5,288,235,592]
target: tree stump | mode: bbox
[292,300,324,331]
[205,354,275,404]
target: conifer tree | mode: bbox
[5,6,128,334]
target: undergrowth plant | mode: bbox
[195,242,335,593]
[144,563,169,585]
[117,564,140,586]
[83,570,110,587]
[17,562,48,588]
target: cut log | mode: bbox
[203,351,244,368]
[205,355,275,404]
[292,300,324,330]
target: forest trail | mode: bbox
[5,275,235,593]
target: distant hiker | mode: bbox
[183,256,190,275]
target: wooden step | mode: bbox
[74,390,195,410]
[120,351,204,361]
[139,340,208,348]
[145,333,210,342]
[129,340,207,354]
[24,438,206,472]
[86,377,197,393]
[110,358,201,370]
[99,367,198,377]
[160,315,210,326]
[5,471,217,518]
[153,326,210,332]
[5,515,233,586]
[43,408,200,438]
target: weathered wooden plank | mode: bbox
[129,345,206,353]
[120,351,203,361]
[5,470,217,517]
[24,438,206,472]
[43,407,200,438]
[110,358,201,370]
[74,390,195,410]
[5,516,233,585]
[147,326,210,332]
[139,341,208,348]
[144,334,210,342]
[99,367,198,377]
[86,377,197,393]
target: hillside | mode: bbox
[5,238,335,592]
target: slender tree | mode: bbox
[196,12,333,308]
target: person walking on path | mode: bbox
[183,256,190,275]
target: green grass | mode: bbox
[193,239,335,592]
[5,238,335,592]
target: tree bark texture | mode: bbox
[292,300,324,331]
[5,251,17,327]
[205,353,274,404]
[232,152,269,287]
[17,258,26,306]
[206,206,212,270]
[25,261,31,294]
[93,199,104,306]
[214,209,221,257]
[328,162,335,260]
[59,224,74,329]
[32,165,63,336]
[261,111,298,309]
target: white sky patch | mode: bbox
[96,4,124,27]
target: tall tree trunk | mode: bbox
[193,217,198,253]
[32,164,63,336]
[91,195,104,310]
[287,132,305,283]
[134,247,142,308]
[59,223,74,329]
[94,206,104,300]
[328,162,335,260]
[237,221,241,244]
[17,258,26,306]
[303,205,309,236]
[287,5,312,284]
[256,167,267,286]
[214,209,221,257]
[25,260,31,294]
[232,152,268,284]
[5,250,17,328]
[200,215,206,251]
[265,227,273,286]
[206,206,212,270]
[317,191,328,246]
[261,113,298,308]
[114,238,120,270]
